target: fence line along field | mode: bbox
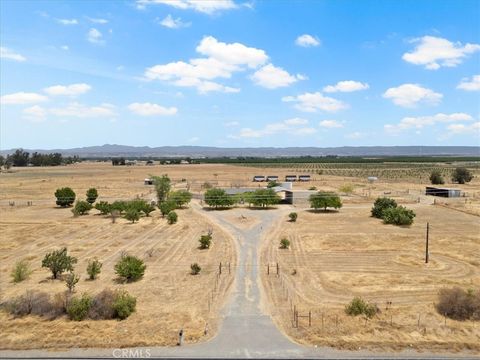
[261,204,480,352]
[0,163,237,349]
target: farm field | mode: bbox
[0,163,238,349]
[0,161,479,352]
[261,204,480,352]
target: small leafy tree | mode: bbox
[167,211,178,224]
[267,180,280,188]
[72,200,92,216]
[11,260,32,283]
[345,297,378,318]
[339,184,354,195]
[382,206,416,225]
[452,167,473,184]
[86,188,98,204]
[65,272,80,292]
[112,290,137,320]
[55,187,76,207]
[159,200,176,217]
[125,208,140,223]
[199,234,212,249]
[190,263,201,275]
[371,197,397,219]
[249,188,280,208]
[288,212,298,222]
[169,190,193,208]
[430,170,445,185]
[42,248,77,279]
[309,191,342,211]
[280,238,290,249]
[67,293,92,321]
[94,201,112,215]
[86,258,102,280]
[204,188,235,208]
[152,175,171,203]
[111,200,128,214]
[114,255,146,282]
[142,203,156,216]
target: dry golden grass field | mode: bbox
[0,161,479,352]
[261,199,480,352]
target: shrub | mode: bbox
[288,212,298,222]
[152,175,171,203]
[168,190,193,208]
[111,200,128,214]
[199,234,212,249]
[65,272,80,292]
[142,203,156,216]
[6,291,57,318]
[114,255,146,282]
[67,293,92,321]
[190,263,201,275]
[55,187,76,207]
[125,208,140,223]
[72,200,92,216]
[436,287,480,321]
[452,167,473,184]
[382,206,416,225]
[86,188,98,204]
[309,191,342,211]
[247,189,280,208]
[88,288,115,320]
[371,197,397,219]
[339,184,354,195]
[167,211,178,224]
[87,258,102,280]
[430,170,445,185]
[42,247,77,279]
[112,290,137,320]
[159,200,176,217]
[345,297,378,318]
[11,260,32,283]
[279,238,290,249]
[95,201,112,215]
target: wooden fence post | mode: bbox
[276,262,279,276]
[219,262,222,275]
[267,264,270,275]
[309,311,311,327]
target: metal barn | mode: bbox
[425,187,461,198]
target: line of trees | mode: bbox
[0,149,80,168]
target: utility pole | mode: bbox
[425,222,429,263]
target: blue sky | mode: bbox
[1,0,479,149]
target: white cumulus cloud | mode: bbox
[384,113,473,133]
[158,14,190,28]
[128,102,178,116]
[44,83,91,96]
[87,28,104,44]
[145,36,268,93]
[323,80,369,93]
[447,122,480,134]
[295,34,320,47]
[383,83,442,107]
[402,36,480,70]
[282,92,348,113]
[457,75,480,91]
[0,47,26,62]
[136,0,237,14]
[87,17,108,24]
[234,118,314,138]
[22,105,47,122]
[251,64,303,89]
[1,92,48,105]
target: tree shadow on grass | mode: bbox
[306,209,341,214]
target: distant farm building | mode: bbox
[368,176,378,183]
[425,187,461,198]
[285,175,297,182]
[146,160,154,166]
[266,175,279,181]
[298,175,311,182]
[253,175,266,182]
[144,178,153,185]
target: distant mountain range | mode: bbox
[1,145,479,158]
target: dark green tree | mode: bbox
[429,170,445,185]
[72,200,92,216]
[152,175,171,203]
[309,191,342,211]
[159,200,176,217]
[55,187,76,207]
[125,208,140,223]
[371,197,397,218]
[86,188,98,204]
[114,255,146,282]
[169,190,193,208]
[8,149,29,166]
[41,248,77,279]
[452,167,473,184]
[204,188,235,208]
